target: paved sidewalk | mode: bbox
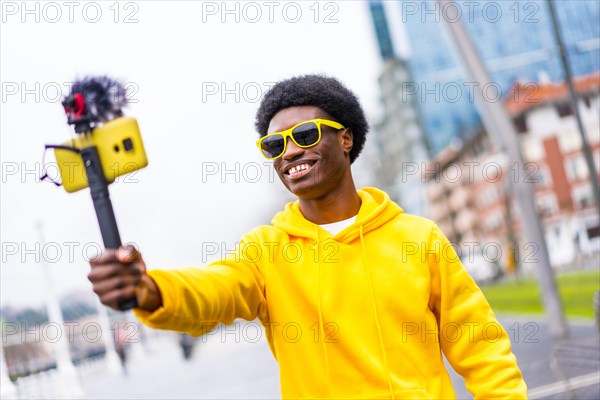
[84,329,280,399]
[448,316,600,399]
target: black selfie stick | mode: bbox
[81,145,137,310]
[63,77,138,311]
[80,146,121,248]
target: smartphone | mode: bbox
[54,116,148,193]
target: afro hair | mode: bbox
[255,74,369,164]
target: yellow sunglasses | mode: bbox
[256,118,345,160]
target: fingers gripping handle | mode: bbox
[81,146,138,311]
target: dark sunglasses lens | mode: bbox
[261,134,285,158]
[292,123,319,146]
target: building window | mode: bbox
[484,210,504,232]
[536,194,558,217]
[514,115,527,133]
[533,165,553,188]
[587,225,600,240]
[556,102,573,117]
[572,184,594,210]
[477,185,500,208]
[523,138,545,161]
[565,155,589,181]
[554,226,561,238]
[558,130,582,153]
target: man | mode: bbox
[89,75,527,398]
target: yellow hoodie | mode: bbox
[134,188,527,399]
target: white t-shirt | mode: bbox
[318,215,357,235]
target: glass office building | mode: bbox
[370,0,600,154]
[368,1,432,215]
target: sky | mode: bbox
[0,1,386,308]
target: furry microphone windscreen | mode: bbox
[64,76,128,126]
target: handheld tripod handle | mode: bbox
[81,146,138,311]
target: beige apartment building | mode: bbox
[424,73,600,274]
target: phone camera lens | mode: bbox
[123,138,134,151]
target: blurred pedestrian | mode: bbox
[89,75,527,398]
[113,323,129,375]
[178,333,196,361]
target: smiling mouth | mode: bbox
[285,161,316,180]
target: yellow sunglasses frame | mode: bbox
[256,118,346,160]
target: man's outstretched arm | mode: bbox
[88,237,267,336]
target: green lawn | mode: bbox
[482,269,600,319]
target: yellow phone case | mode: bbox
[55,117,148,193]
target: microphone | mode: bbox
[63,76,128,132]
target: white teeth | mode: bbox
[288,163,311,175]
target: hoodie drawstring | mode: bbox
[360,225,395,399]
[315,227,330,390]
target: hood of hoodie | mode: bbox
[271,187,403,242]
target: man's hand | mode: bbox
[88,244,162,312]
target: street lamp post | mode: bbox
[36,221,84,399]
[95,297,125,375]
